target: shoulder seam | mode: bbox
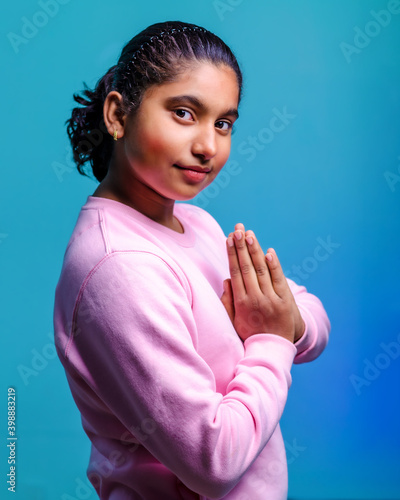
[98,208,111,254]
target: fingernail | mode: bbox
[234,231,242,241]
[245,236,254,245]
[266,253,272,262]
[227,237,234,247]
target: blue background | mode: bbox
[1,0,399,498]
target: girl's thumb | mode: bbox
[221,279,234,322]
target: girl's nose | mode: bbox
[191,127,217,161]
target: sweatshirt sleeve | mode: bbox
[286,278,331,364]
[61,251,297,499]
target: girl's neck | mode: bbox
[92,171,184,234]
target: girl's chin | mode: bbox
[167,185,210,203]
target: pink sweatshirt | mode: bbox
[54,196,330,500]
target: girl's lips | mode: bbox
[173,164,210,183]
[174,164,211,173]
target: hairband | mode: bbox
[134,26,206,59]
[117,25,208,79]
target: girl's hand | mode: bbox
[221,224,299,343]
[265,248,305,344]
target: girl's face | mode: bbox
[121,62,239,202]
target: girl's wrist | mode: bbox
[294,317,305,343]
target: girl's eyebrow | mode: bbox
[165,94,239,120]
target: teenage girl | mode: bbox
[54,21,330,500]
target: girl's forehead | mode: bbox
[146,62,239,108]
[178,62,237,88]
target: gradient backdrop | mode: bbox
[1,0,399,498]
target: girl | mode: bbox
[54,21,330,500]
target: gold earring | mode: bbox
[113,129,118,141]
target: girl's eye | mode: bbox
[174,109,193,121]
[215,120,232,132]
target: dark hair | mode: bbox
[66,21,243,182]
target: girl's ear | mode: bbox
[103,91,126,140]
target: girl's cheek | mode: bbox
[219,146,231,167]
[148,126,183,152]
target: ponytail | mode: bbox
[65,65,117,182]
